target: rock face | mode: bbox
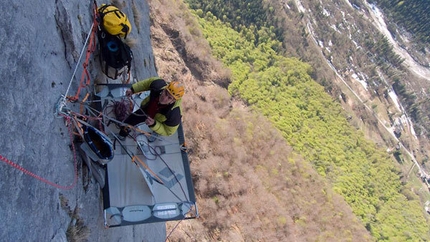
[0,0,164,241]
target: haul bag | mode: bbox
[97,4,132,39]
[98,31,133,80]
[83,124,114,161]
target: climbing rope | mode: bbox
[164,208,197,241]
[77,94,192,202]
[83,101,157,139]
[99,97,134,127]
[132,155,164,184]
[61,1,99,104]
[0,115,79,190]
[0,1,103,190]
[129,133,191,203]
[165,217,185,242]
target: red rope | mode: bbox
[0,116,78,190]
[67,4,99,102]
[0,3,102,190]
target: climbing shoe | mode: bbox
[118,127,131,140]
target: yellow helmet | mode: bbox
[166,81,185,100]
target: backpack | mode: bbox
[97,4,132,39]
[98,31,133,80]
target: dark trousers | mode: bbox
[119,108,147,136]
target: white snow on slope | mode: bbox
[366,3,430,80]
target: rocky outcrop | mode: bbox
[0,0,164,241]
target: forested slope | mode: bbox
[187,0,430,153]
[149,0,373,240]
[372,0,429,46]
[148,0,430,240]
[195,12,429,240]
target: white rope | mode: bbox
[61,23,95,104]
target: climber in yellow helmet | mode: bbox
[119,77,185,138]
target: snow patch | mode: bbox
[351,73,368,90]
[330,24,340,33]
[323,8,330,16]
[409,119,417,137]
[294,0,306,13]
[342,0,353,9]
[366,3,430,79]
[387,89,401,112]
[400,114,418,138]
[352,40,359,49]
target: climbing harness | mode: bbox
[1,1,196,235]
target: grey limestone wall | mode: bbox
[0,0,163,241]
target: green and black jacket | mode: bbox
[131,77,182,136]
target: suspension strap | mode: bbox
[132,156,164,184]
[66,3,99,102]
